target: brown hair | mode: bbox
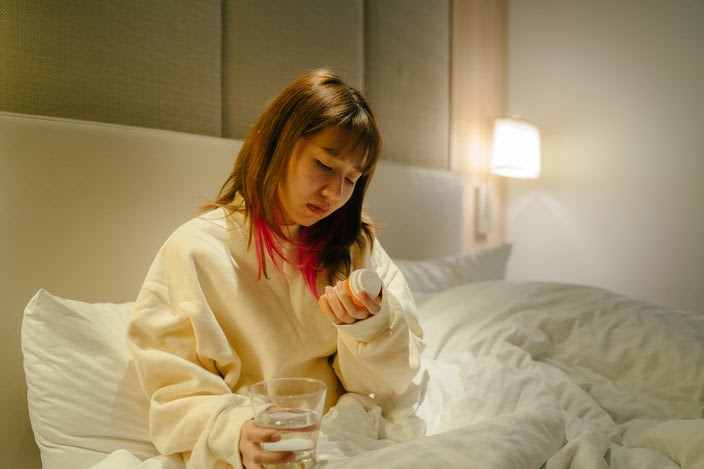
[205,69,382,289]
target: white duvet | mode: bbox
[90,281,704,468]
[411,281,704,469]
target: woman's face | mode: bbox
[277,127,365,227]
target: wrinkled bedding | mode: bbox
[411,281,704,468]
[91,281,704,468]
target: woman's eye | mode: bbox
[317,160,333,172]
[316,159,358,185]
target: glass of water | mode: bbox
[249,377,327,468]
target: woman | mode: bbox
[127,69,423,468]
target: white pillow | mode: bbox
[21,289,159,469]
[393,243,512,295]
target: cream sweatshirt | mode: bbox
[127,208,423,468]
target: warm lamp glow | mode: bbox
[490,117,541,178]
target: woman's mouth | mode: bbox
[307,203,329,216]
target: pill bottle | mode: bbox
[345,269,382,308]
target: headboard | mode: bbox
[1,111,463,467]
[365,160,463,260]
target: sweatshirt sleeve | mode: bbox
[332,239,425,410]
[127,224,251,469]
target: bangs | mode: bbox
[329,123,379,174]
[303,117,380,176]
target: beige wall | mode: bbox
[505,0,704,313]
[222,0,365,138]
[450,0,507,251]
[365,0,450,168]
[0,0,222,136]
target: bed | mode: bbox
[5,111,703,468]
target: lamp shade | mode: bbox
[490,117,541,178]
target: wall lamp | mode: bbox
[476,117,541,236]
[490,117,541,178]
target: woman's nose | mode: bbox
[321,175,344,201]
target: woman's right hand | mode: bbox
[239,419,294,468]
[319,280,382,325]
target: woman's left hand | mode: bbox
[319,280,382,325]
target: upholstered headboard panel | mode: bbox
[365,160,463,259]
[1,112,241,304]
[1,111,463,467]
